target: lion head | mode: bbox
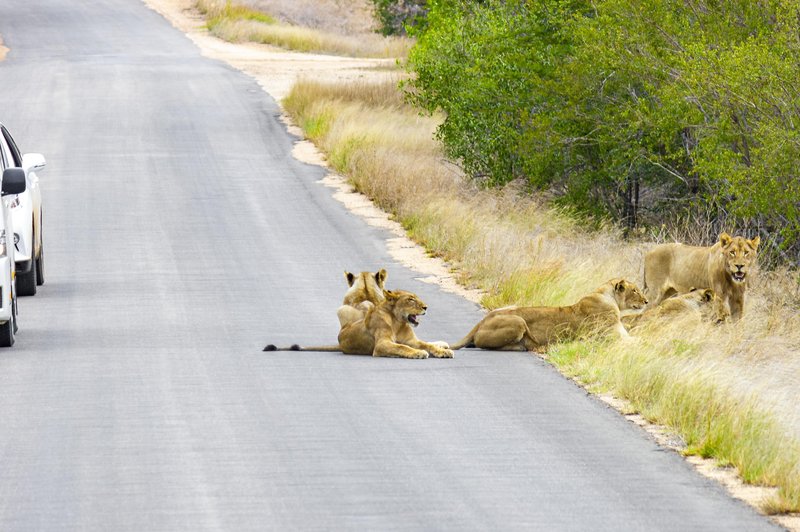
[343,268,388,306]
[718,233,760,284]
[685,287,715,305]
[612,279,648,311]
[385,290,428,328]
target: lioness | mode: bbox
[622,288,718,329]
[264,289,454,359]
[451,279,647,352]
[644,232,760,321]
[337,268,387,328]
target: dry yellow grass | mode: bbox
[283,77,800,513]
[195,0,412,58]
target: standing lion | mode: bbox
[643,232,760,321]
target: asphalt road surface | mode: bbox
[0,1,782,530]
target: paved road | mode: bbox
[0,1,781,530]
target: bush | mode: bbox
[406,0,800,264]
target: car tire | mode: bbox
[17,258,37,297]
[35,241,44,286]
[0,304,15,348]
[35,216,44,286]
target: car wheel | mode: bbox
[17,258,37,297]
[35,240,44,286]
[35,215,44,286]
[0,304,15,348]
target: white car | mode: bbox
[0,166,26,346]
[0,123,45,296]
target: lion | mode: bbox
[643,232,760,321]
[337,268,387,328]
[450,279,647,352]
[264,289,454,359]
[622,288,719,329]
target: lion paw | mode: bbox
[431,340,450,349]
[431,348,454,358]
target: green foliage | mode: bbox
[406,0,800,263]
[371,0,428,36]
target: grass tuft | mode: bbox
[195,0,412,58]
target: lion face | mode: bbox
[614,280,648,310]
[719,233,760,284]
[386,290,428,328]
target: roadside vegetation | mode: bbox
[195,0,412,58]
[407,0,800,266]
[283,77,800,514]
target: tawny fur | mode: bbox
[643,232,760,321]
[451,279,647,352]
[622,288,719,329]
[337,269,388,328]
[265,289,454,359]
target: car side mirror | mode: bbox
[2,168,27,195]
[22,153,46,172]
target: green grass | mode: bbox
[549,336,800,512]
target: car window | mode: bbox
[0,127,21,167]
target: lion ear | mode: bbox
[749,235,761,250]
[703,289,714,302]
[345,271,356,286]
[375,268,388,287]
[719,232,732,246]
[384,290,399,300]
[614,280,626,293]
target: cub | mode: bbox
[622,288,719,329]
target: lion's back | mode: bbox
[645,242,711,297]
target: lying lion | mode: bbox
[337,268,387,328]
[644,232,760,321]
[451,279,647,352]
[264,289,454,359]
[622,288,719,329]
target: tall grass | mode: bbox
[283,77,800,513]
[195,0,412,58]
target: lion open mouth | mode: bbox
[407,314,420,327]
[732,271,746,283]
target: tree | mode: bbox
[371,0,428,36]
[406,0,800,263]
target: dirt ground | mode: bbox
[139,2,800,528]
[144,0,395,102]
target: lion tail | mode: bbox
[262,344,342,352]
[450,322,482,350]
